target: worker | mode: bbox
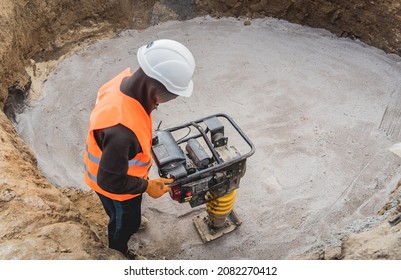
[84,39,195,259]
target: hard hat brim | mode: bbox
[175,80,193,97]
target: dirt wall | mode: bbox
[196,0,401,56]
[0,0,158,109]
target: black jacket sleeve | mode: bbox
[95,124,148,195]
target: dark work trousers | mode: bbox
[96,192,142,255]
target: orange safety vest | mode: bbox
[84,68,153,201]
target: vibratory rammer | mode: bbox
[151,114,255,243]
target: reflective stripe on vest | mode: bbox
[85,144,151,167]
[84,68,153,201]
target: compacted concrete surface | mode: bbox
[16,17,401,259]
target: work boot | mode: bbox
[126,249,147,260]
[139,215,148,230]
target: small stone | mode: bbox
[0,189,17,202]
[324,245,342,259]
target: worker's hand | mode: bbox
[146,178,174,199]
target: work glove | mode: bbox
[146,178,173,199]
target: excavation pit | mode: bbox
[14,17,401,259]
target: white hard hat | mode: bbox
[137,39,195,97]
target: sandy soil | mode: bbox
[15,17,401,259]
